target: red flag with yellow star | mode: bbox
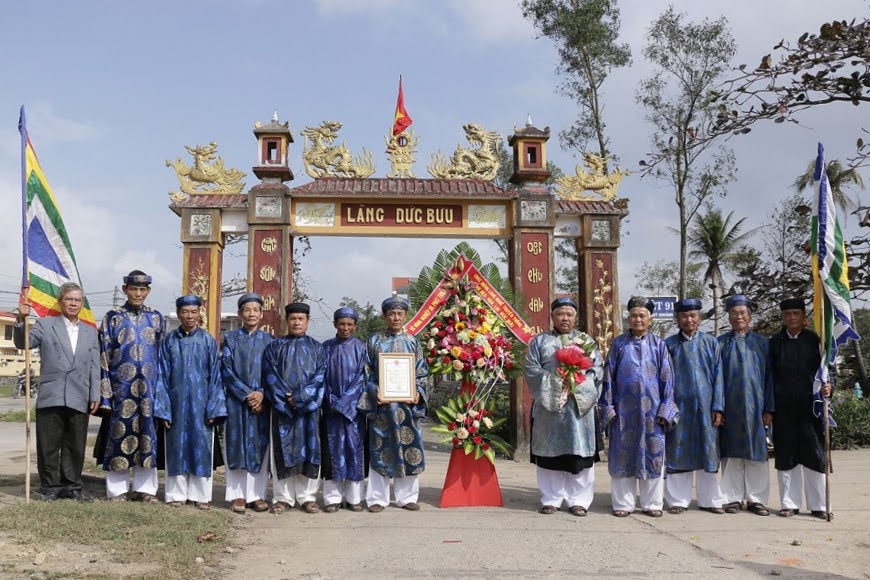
[392,76,412,136]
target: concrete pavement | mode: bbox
[0,395,868,578]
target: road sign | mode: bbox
[648,296,676,320]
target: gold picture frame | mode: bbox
[378,352,416,402]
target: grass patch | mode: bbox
[0,409,35,423]
[0,383,14,398]
[0,500,235,579]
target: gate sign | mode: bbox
[649,296,676,320]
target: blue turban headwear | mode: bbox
[284,302,310,316]
[627,296,655,313]
[123,273,152,287]
[551,297,578,312]
[334,307,359,322]
[381,297,409,313]
[175,295,202,309]
[675,298,702,313]
[237,292,263,309]
[724,295,751,311]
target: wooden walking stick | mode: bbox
[823,396,832,522]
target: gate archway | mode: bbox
[168,114,628,448]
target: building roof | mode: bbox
[556,199,629,216]
[290,178,514,199]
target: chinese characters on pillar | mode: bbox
[251,230,282,336]
[519,232,550,335]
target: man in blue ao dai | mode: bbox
[220,293,273,514]
[663,298,726,515]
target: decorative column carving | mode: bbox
[180,208,224,338]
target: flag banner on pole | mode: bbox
[811,142,860,423]
[18,107,95,326]
[392,76,412,136]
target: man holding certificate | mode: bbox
[359,297,429,512]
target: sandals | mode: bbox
[167,501,184,508]
[323,503,341,513]
[109,493,128,502]
[194,502,211,511]
[138,493,159,505]
[723,501,741,514]
[779,508,798,517]
[346,502,364,512]
[747,502,769,516]
[568,506,587,517]
[367,504,384,513]
[642,509,663,518]
[301,501,320,514]
[811,510,833,520]
[538,505,557,515]
[270,501,292,515]
[699,506,725,514]
[248,499,270,512]
[611,510,631,518]
[230,499,246,514]
[668,506,686,514]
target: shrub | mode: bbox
[830,391,870,450]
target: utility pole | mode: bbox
[112,285,121,308]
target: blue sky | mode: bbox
[1,0,867,339]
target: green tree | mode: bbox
[726,193,813,335]
[520,0,631,158]
[637,7,737,300]
[337,296,385,344]
[793,158,864,215]
[687,207,755,335]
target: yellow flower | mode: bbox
[480,322,491,333]
[484,346,493,357]
[455,322,467,332]
[450,346,462,358]
[467,330,478,339]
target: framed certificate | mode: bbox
[378,353,416,402]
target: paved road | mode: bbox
[0,396,868,579]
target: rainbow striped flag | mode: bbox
[18,106,95,326]
[811,142,860,421]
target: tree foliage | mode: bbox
[336,296,385,344]
[726,193,813,335]
[794,158,864,214]
[636,7,737,299]
[521,0,631,158]
[687,207,755,335]
[710,19,870,138]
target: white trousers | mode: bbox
[165,474,213,503]
[272,474,319,506]
[720,458,769,505]
[611,463,665,512]
[778,466,828,512]
[323,479,364,505]
[365,467,419,507]
[224,456,270,503]
[105,467,158,499]
[664,470,724,509]
[536,466,595,509]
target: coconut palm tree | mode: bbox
[687,207,756,335]
[793,158,864,215]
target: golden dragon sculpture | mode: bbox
[166,142,246,201]
[427,123,501,181]
[300,121,376,178]
[556,152,629,202]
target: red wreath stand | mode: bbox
[438,380,504,507]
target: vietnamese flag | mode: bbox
[392,76,412,136]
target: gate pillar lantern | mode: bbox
[508,121,554,450]
[247,113,295,337]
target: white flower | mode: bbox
[483,417,493,429]
[456,427,469,440]
[472,420,480,429]
[428,339,436,350]
[456,413,465,422]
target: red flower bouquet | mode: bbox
[554,334,596,390]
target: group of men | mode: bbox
[525,295,833,520]
[15,273,832,518]
[16,271,429,513]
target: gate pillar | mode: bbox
[179,208,224,337]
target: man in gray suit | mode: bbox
[15,282,100,502]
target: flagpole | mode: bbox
[19,106,32,504]
[824,396,831,522]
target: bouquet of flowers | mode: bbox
[422,281,521,387]
[554,333,596,390]
[431,391,511,464]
